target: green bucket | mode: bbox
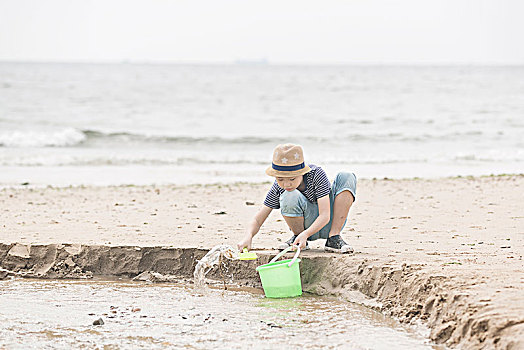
[256,246,302,298]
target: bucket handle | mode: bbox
[270,246,301,267]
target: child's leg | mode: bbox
[328,190,354,237]
[283,215,305,235]
[324,172,357,253]
[278,190,321,249]
[326,172,357,238]
[280,190,309,235]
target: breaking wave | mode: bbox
[0,128,500,148]
[0,128,86,147]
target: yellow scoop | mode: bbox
[238,248,258,260]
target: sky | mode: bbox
[1,0,523,65]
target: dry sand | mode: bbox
[1,175,523,348]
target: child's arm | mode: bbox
[237,205,272,250]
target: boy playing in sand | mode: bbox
[237,144,356,254]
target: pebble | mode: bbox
[93,318,104,326]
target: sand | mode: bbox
[1,175,523,348]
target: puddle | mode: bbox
[0,279,441,349]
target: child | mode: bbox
[237,143,357,254]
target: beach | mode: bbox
[3,2,524,347]
[2,175,523,348]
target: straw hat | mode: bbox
[265,144,311,177]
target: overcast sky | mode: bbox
[1,0,523,64]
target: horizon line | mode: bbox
[1,59,523,67]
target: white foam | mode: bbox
[0,128,86,147]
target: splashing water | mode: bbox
[193,244,236,288]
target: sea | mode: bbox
[1,62,523,187]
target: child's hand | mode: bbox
[237,235,252,251]
[293,233,308,250]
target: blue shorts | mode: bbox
[279,172,357,240]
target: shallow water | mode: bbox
[0,279,441,349]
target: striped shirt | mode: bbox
[264,164,331,209]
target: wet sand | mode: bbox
[1,175,523,349]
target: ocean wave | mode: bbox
[81,130,287,145]
[0,155,267,167]
[2,151,523,167]
[81,129,496,144]
[0,127,506,148]
[0,128,86,147]
[453,151,524,162]
[0,154,435,167]
[0,128,293,147]
[0,153,414,167]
